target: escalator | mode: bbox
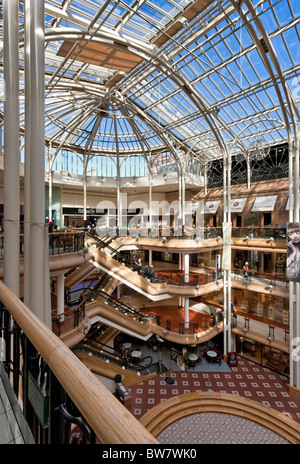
[86,232,120,260]
[72,336,159,376]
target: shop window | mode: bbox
[264,212,272,226]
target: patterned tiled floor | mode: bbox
[156,413,290,444]
[129,357,300,426]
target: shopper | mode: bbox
[136,257,142,274]
[243,261,249,277]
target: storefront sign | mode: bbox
[251,195,277,211]
[203,200,220,214]
[62,207,143,216]
[230,198,246,212]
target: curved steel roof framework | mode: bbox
[1,0,300,170]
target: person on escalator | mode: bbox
[136,258,142,274]
[148,264,156,283]
[131,255,138,271]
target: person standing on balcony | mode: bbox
[243,261,249,277]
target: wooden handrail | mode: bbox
[0,280,158,444]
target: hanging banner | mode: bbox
[287,222,300,282]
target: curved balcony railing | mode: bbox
[231,267,288,289]
[0,231,85,259]
[231,226,286,240]
[88,225,287,241]
[53,288,223,339]
[0,225,287,261]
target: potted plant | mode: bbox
[247,214,259,226]
[183,352,190,365]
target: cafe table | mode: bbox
[131,350,142,358]
[122,343,132,349]
[206,350,217,362]
[188,353,198,361]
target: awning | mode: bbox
[203,200,220,214]
[251,196,277,212]
[230,198,246,213]
[286,195,300,210]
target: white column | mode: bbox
[178,253,182,306]
[288,141,294,386]
[247,152,251,189]
[184,253,189,283]
[204,164,208,195]
[149,249,152,266]
[227,150,232,354]
[56,272,65,323]
[23,0,31,305]
[222,149,228,355]
[184,298,189,328]
[182,171,186,226]
[117,178,121,233]
[25,1,51,326]
[178,174,182,231]
[3,0,20,296]
[48,144,53,223]
[294,137,300,389]
[149,169,152,228]
[83,171,87,227]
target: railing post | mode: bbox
[4,307,11,374]
[21,335,37,439]
[48,370,67,444]
[12,321,20,395]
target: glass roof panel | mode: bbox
[272,0,293,28]
[3,0,299,163]
[289,0,300,18]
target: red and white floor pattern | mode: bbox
[128,357,300,425]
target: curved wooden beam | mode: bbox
[140,392,300,444]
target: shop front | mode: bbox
[236,335,289,376]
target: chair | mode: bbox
[188,359,197,370]
[215,354,223,364]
